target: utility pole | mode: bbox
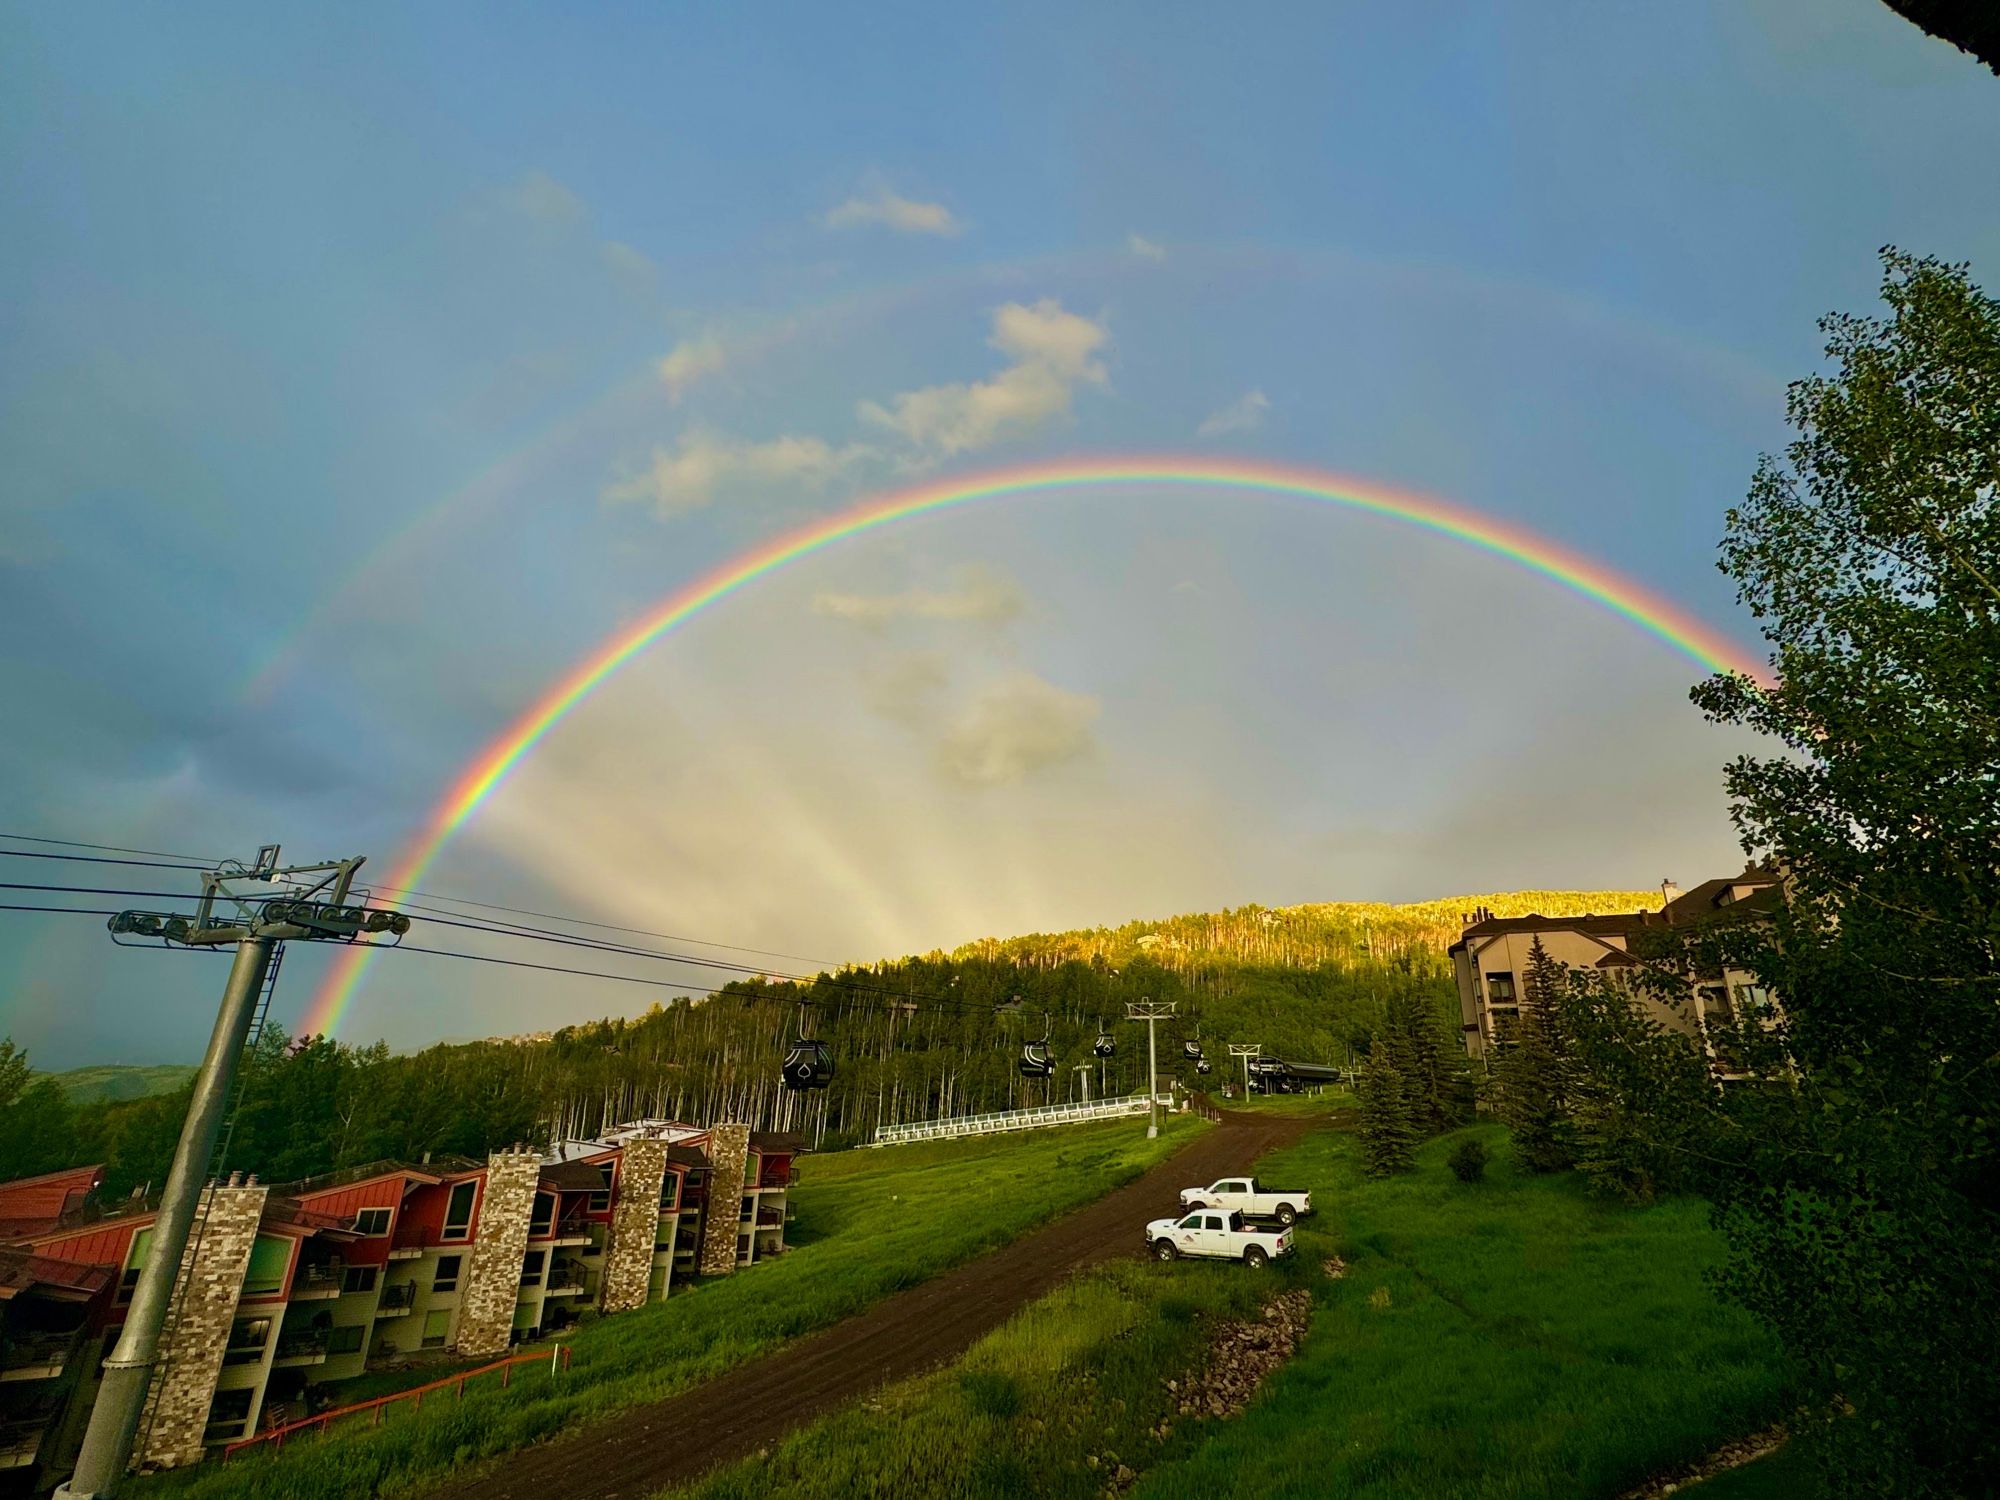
[1229,1042,1261,1098]
[61,846,406,1499]
[1125,999,1175,1139]
[1073,1063,1091,1104]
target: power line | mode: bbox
[0,848,212,873]
[0,831,222,865]
[367,882,842,969]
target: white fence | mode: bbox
[869,1092,1169,1147]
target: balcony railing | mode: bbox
[291,1263,345,1299]
[543,1263,587,1297]
[0,1418,46,1467]
[378,1282,417,1312]
[754,1207,783,1228]
[273,1329,330,1365]
[0,1333,74,1380]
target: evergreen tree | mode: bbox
[1492,938,1574,1174]
[1357,1044,1419,1176]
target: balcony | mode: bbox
[0,1333,74,1382]
[387,1244,424,1260]
[548,1218,592,1248]
[0,1419,47,1469]
[375,1283,417,1318]
[291,1263,345,1301]
[542,1262,587,1298]
[754,1207,784,1229]
[756,1167,796,1189]
[271,1329,330,1368]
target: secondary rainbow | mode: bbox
[301,454,1772,1037]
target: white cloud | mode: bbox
[1196,388,1271,437]
[936,671,1101,786]
[603,431,874,515]
[812,564,1027,629]
[1127,233,1167,263]
[503,170,586,224]
[601,240,656,285]
[857,299,1109,457]
[656,336,730,404]
[823,180,962,236]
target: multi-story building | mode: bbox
[0,1118,802,1489]
[1449,865,1782,1063]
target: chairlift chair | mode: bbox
[781,1001,835,1091]
[1092,1017,1116,1058]
[1019,1009,1056,1079]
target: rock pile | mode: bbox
[1161,1288,1315,1424]
[1613,1424,1787,1499]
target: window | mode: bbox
[1178,1214,1204,1231]
[659,1173,680,1212]
[353,1207,392,1237]
[738,1196,754,1222]
[116,1267,140,1305]
[327,1325,365,1356]
[1485,971,1517,1004]
[588,1162,614,1214]
[205,1388,255,1439]
[342,1265,378,1295]
[442,1181,477,1240]
[1733,983,1776,1016]
[420,1310,449,1349]
[1699,985,1733,1022]
[520,1250,545,1288]
[433,1254,462,1294]
[529,1193,554,1236]
[223,1317,272,1366]
[242,1236,291,1298]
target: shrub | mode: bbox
[1447,1138,1488,1184]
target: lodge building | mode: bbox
[0,1123,800,1490]
[1448,865,1783,1065]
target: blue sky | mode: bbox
[3,1,1996,1065]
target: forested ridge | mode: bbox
[0,889,1654,1195]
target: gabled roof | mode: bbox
[538,1160,611,1193]
[665,1145,711,1171]
[748,1132,805,1154]
[278,1161,446,1201]
[0,1247,113,1302]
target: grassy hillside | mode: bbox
[45,1063,193,1104]
[679,1109,1796,1500]
[134,1113,1204,1500]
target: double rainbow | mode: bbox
[300,455,1770,1037]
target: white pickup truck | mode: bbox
[1146,1207,1293,1268]
[1178,1176,1313,1226]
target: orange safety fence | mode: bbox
[220,1344,572,1460]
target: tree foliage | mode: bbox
[1683,251,2000,1494]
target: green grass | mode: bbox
[133,1113,1204,1500]
[47,1063,193,1103]
[673,1117,1794,1500]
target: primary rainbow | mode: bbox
[301,454,1772,1036]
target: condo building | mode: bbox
[1448,866,1783,1064]
[0,1123,801,1491]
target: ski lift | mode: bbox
[781,1001,835,1091]
[1196,1059,1213,1076]
[1092,1017,1116,1058]
[1182,1022,1205,1063]
[1019,1010,1056,1078]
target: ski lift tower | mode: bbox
[1124,998,1176,1138]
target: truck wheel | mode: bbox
[1153,1240,1179,1262]
[1276,1203,1296,1226]
[1244,1246,1269,1269]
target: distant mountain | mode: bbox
[47,1063,194,1104]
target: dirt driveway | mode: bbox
[433,1107,1315,1499]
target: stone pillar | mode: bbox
[697,1124,751,1277]
[453,1150,540,1358]
[135,1182,268,1469]
[598,1140,668,1315]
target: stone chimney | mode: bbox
[698,1124,753,1277]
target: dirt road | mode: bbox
[433,1107,1314,1500]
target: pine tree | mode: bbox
[1357,1044,1418,1176]
[1492,936,1573,1174]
